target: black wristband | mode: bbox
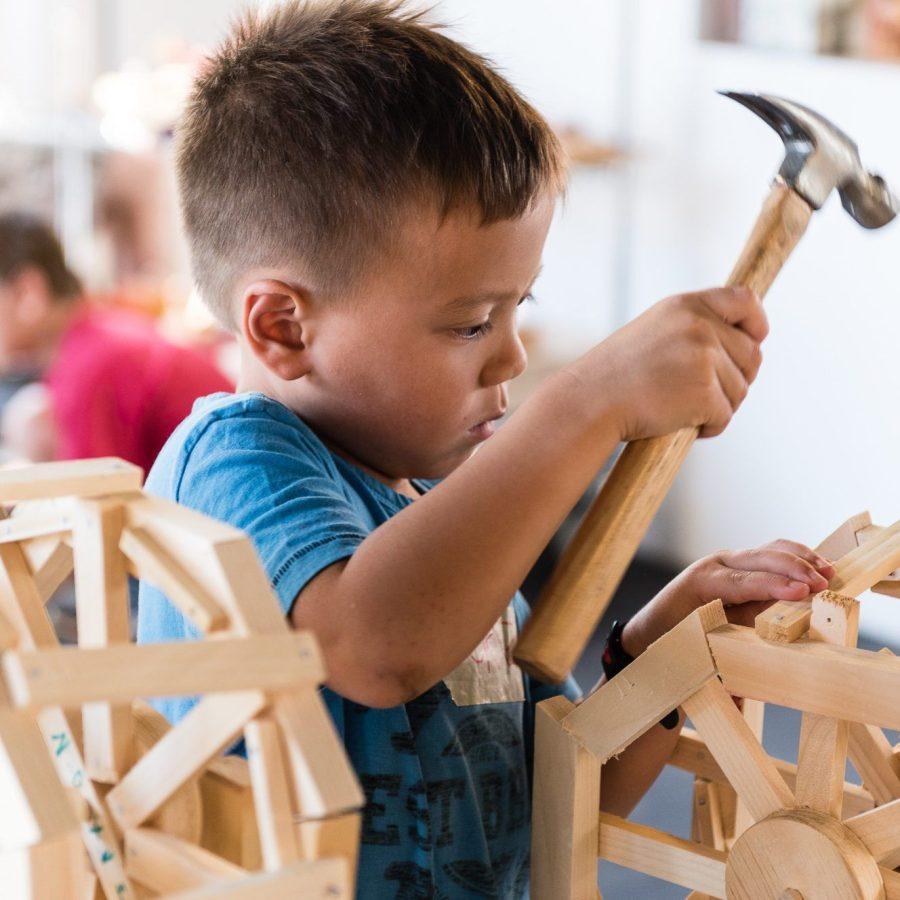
[601,619,679,730]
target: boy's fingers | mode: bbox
[711,567,814,604]
[712,318,763,384]
[699,286,769,343]
[719,548,830,591]
[714,354,750,414]
[759,539,835,575]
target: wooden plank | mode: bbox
[531,696,601,899]
[564,602,726,761]
[0,458,142,501]
[682,679,794,823]
[106,691,267,831]
[0,829,83,900]
[0,704,78,848]
[830,518,900,597]
[22,535,74,604]
[598,813,726,897]
[119,526,226,634]
[296,813,360,882]
[732,699,765,838]
[848,721,900,805]
[816,511,873,561]
[73,498,133,783]
[708,624,900,731]
[794,591,859,816]
[274,691,364,819]
[3,632,323,709]
[244,714,300,871]
[669,728,874,818]
[0,501,74,544]
[166,859,349,899]
[0,542,59,648]
[691,779,726,851]
[125,827,245,893]
[845,798,900,868]
[754,601,811,643]
[199,759,261,871]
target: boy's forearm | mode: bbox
[297,369,622,703]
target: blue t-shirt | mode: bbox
[137,392,580,899]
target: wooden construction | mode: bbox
[532,512,900,899]
[0,459,363,899]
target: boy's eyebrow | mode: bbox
[443,267,543,313]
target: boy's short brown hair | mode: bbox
[177,0,565,326]
[0,212,82,300]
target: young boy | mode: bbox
[138,2,834,896]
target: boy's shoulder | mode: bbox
[146,390,337,502]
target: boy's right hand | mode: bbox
[571,286,767,441]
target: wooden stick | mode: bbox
[513,181,814,682]
[106,691,267,831]
[794,591,859,816]
[531,696,601,899]
[731,699,765,839]
[598,813,727,897]
[0,458,142,501]
[21,535,74,604]
[244,714,300,871]
[681,679,794,823]
[124,827,245,893]
[691,778,726,851]
[845,798,900,868]
[73,498,133,783]
[670,728,873,818]
[119,526,227,633]
[3,633,323,709]
[709,624,900,730]
[165,858,349,900]
[0,500,74,544]
[563,602,726,760]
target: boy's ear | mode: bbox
[10,267,55,324]
[241,279,313,380]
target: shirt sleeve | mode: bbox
[174,405,370,616]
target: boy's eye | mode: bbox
[452,321,492,340]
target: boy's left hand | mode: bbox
[622,540,836,658]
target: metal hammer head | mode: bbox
[721,91,897,229]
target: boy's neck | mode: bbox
[236,364,419,500]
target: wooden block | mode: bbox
[165,859,349,900]
[106,691,267,831]
[682,679,794,823]
[0,681,78,848]
[531,696,600,899]
[0,458,142,501]
[0,542,59,649]
[691,779,726,852]
[794,591,859,817]
[73,498,133,783]
[21,536,73,604]
[199,758,261,871]
[0,829,84,900]
[120,526,227,634]
[274,691,364,819]
[670,728,874,818]
[244,714,300,871]
[598,813,726,897]
[708,624,900,731]
[829,518,900,597]
[754,601,811,643]
[816,511,873,561]
[563,602,727,761]
[732,699,765,839]
[296,813,360,882]
[3,632,323,709]
[845,797,900,868]
[0,500,74,544]
[37,706,134,900]
[125,827,246,894]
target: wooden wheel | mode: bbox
[532,512,900,899]
[0,459,363,899]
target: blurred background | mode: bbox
[1,2,898,895]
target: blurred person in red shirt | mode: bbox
[0,212,233,472]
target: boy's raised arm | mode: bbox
[291,287,768,707]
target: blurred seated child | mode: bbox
[0,212,232,471]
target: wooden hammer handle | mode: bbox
[513,180,814,683]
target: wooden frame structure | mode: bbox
[532,512,900,898]
[0,458,364,898]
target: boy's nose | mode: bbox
[480,329,528,387]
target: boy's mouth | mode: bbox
[468,410,506,442]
